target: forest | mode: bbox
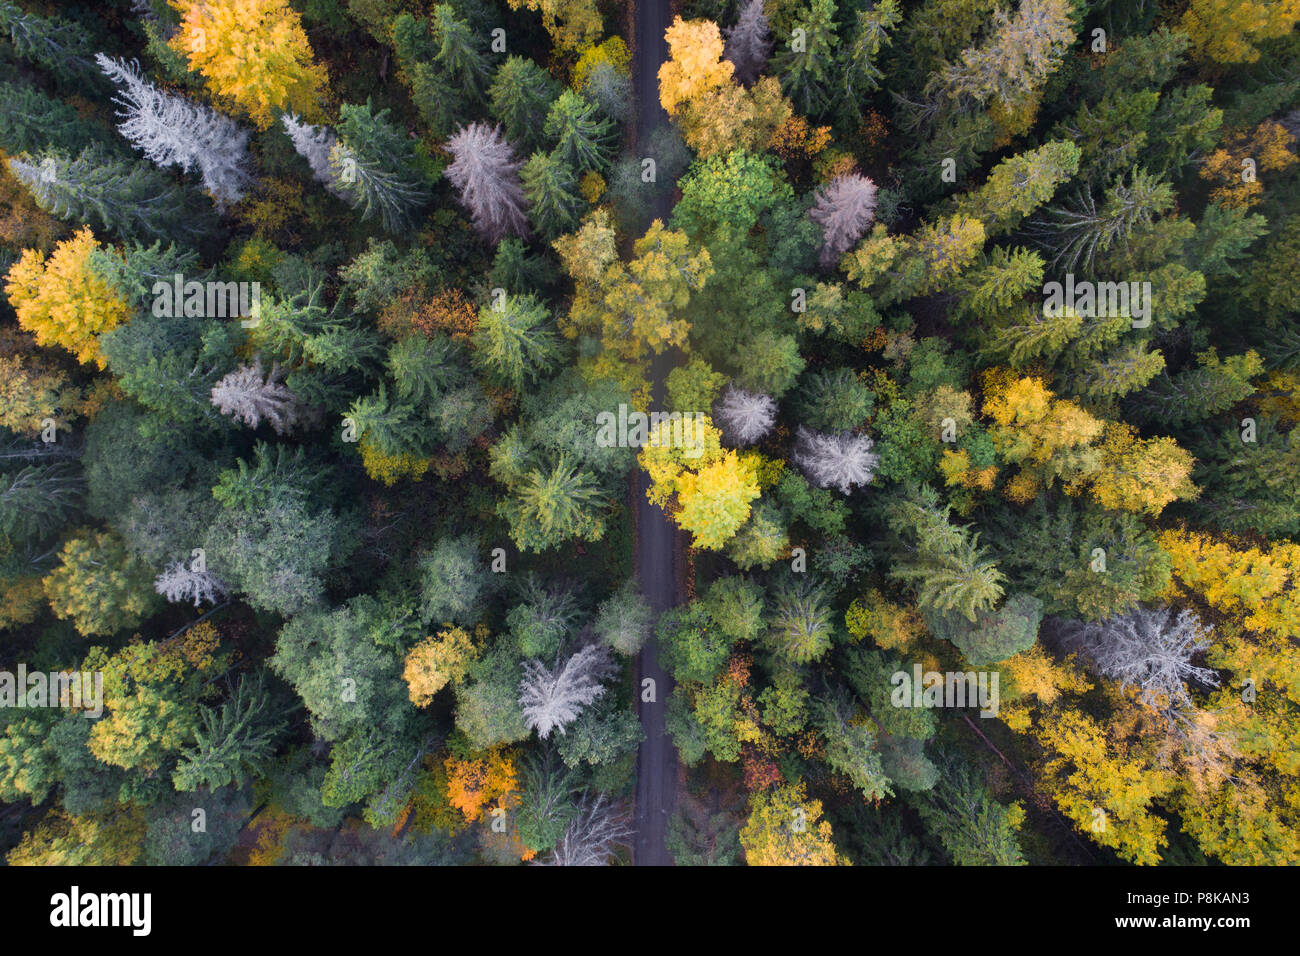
[0,0,1297,867]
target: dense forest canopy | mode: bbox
[0,0,1298,867]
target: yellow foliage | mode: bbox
[1182,0,1300,64]
[658,17,734,116]
[444,748,518,823]
[1200,121,1298,209]
[359,438,431,485]
[844,589,925,651]
[170,0,328,128]
[403,626,479,706]
[571,36,629,89]
[4,228,131,368]
[740,781,846,866]
[507,0,602,53]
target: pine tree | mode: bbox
[771,0,838,117]
[0,82,118,157]
[792,426,879,494]
[809,173,878,268]
[97,54,252,207]
[541,791,632,865]
[154,560,229,607]
[500,456,608,552]
[1055,606,1219,724]
[0,0,97,85]
[281,113,347,196]
[0,461,82,545]
[519,644,616,739]
[330,103,430,234]
[489,56,561,155]
[522,151,584,240]
[544,91,616,175]
[210,358,316,435]
[445,122,531,243]
[724,0,773,87]
[838,0,902,117]
[714,384,777,446]
[473,293,561,388]
[8,147,219,245]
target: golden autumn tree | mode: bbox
[1181,0,1300,64]
[444,748,518,823]
[4,228,132,368]
[507,0,602,53]
[1200,121,1299,209]
[43,530,158,638]
[170,0,328,128]
[639,416,759,550]
[403,626,479,707]
[658,17,734,116]
[0,352,84,437]
[739,781,845,866]
[1089,423,1197,517]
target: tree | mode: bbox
[544,91,615,175]
[675,453,762,550]
[794,368,874,432]
[888,485,1006,622]
[0,461,82,546]
[8,147,218,245]
[926,593,1042,665]
[403,626,478,706]
[172,673,284,790]
[170,0,328,129]
[154,560,228,607]
[658,17,735,116]
[740,781,843,866]
[472,293,560,389]
[816,692,891,800]
[499,456,608,552]
[1181,0,1300,64]
[791,426,879,494]
[43,530,158,637]
[519,644,616,739]
[771,0,838,116]
[210,358,315,434]
[540,792,632,865]
[1028,168,1175,273]
[281,113,346,195]
[506,0,603,54]
[330,103,430,234]
[1055,606,1219,722]
[417,535,488,626]
[4,229,131,369]
[809,174,878,268]
[0,0,96,85]
[96,54,252,207]
[714,385,777,446]
[767,577,836,664]
[724,0,773,86]
[594,580,653,657]
[952,141,1080,238]
[522,151,583,240]
[444,122,530,243]
[1088,423,1197,518]
[489,56,560,154]
[914,754,1027,865]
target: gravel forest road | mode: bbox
[630,0,680,867]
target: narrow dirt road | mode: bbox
[631,0,680,867]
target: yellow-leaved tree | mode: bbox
[658,17,734,116]
[4,228,131,368]
[638,416,759,550]
[170,0,328,128]
[404,626,479,707]
[1181,0,1300,64]
[739,781,845,866]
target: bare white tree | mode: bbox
[538,792,633,866]
[210,358,316,435]
[792,426,879,494]
[96,53,251,206]
[724,0,773,87]
[281,113,348,198]
[444,122,530,243]
[1055,606,1219,719]
[155,560,228,607]
[518,643,615,739]
[809,173,878,268]
[714,384,777,446]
